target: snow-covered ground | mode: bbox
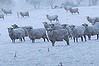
[0,6,99,66]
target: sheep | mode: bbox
[86,16,99,25]
[11,24,33,37]
[0,14,4,19]
[69,25,86,42]
[64,6,72,12]
[7,27,26,43]
[43,22,61,30]
[69,7,79,15]
[82,23,99,40]
[17,12,29,18]
[1,8,12,15]
[46,14,59,23]
[61,24,73,39]
[47,28,69,46]
[27,27,49,43]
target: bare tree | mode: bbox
[48,0,56,9]
[91,0,98,6]
[26,0,41,9]
[76,0,83,6]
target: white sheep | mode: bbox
[17,12,29,18]
[61,24,73,39]
[69,25,86,42]
[27,27,49,43]
[1,8,12,15]
[69,7,79,15]
[47,28,69,46]
[7,27,26,43]
[86,16,99,25]
[64,6,72,12]
[11,24,33,37]
[82,23,99,40]
[46,14,59,23]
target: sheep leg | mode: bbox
[56,19,59,22]
[45,37,49,42]
[84,35,87,41]
[32,39,35,43]
[50,40,55,46]
[73,37,75,42]
[97,34,99,39]
[76,37,78,42]
[12,39,15,43]
[22,37,25,41]
[77,11,79,14]
[43,38,46,42]
[81,36,83,41]
[64,36,69,45]
[87,35,91,40]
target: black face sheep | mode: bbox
[1,8,12,15]
[27,27,49,43]
[47,28,69,46]
[7,27,26,43]
[69,25,86,42]
[69,7,79,15]
[82,23,99,40]
[46,14,59,23]
[0,14,4,19]
[17,12,29,18]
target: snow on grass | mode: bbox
[0,6,99,66]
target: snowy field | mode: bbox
[0,6,99,66]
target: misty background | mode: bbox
[0,0,99,10]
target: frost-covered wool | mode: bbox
[11,24,33,37]
[46,14,59,23]
[69,7,79,15]
[50,24,62,30]
[70,25,86,42]
[82,23,99,40]
[0,14,4,19]
[1,8,12,15]
[27,28,49,43]
[86,16,97,25]
[7,27,25,43]
[47,28,69,46]
[43,22,61,30]
[61,24,73,38]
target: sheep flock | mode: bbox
[1,6,99,47]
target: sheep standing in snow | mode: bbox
[46,14,59,23]
[64,6,72,12]
[7,27,26,43]
[69,7,79,15]
[1,8,12,15]
[86,16,99,25]
[61,24,73,39]
[82,23,99,40]
[17,12,29,18]
[27,27,49,43]
[11,24,33,37]
[0,14,4,19]
[69,25,86,42]
[47,28,69,46]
